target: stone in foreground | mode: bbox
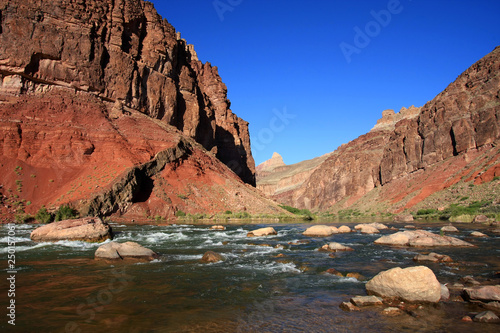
[303,225,337,237]
[339,301,360,312]
[350,295,383,307]
[366,266,442,303]
[31,217,112,242]
[95,241,157,260]
[473,311,499,323]
[374,230,474,247]
[201,251,224,263]
[247,227,277,237]
[463,285,500,302]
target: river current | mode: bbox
[1,221,499,332]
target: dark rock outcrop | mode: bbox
[0,0,254,185]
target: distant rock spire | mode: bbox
[256,152,285,172]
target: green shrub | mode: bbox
[416,208,438,216]
[224,210,233,215]
[54,205,78,222]
[35,206,53,223]
[175,210,186,217]
[15,213,33,224]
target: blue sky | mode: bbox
[152,0,500,166]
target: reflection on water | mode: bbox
[0,221,499,332]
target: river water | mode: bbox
[1,221,499,332]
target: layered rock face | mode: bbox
[0,91,282,220]
[0,0,255,185]
[257,46,500,212]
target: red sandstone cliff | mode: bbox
[0,0,288,221]
[257,46,500,213]
[0,0,255,185]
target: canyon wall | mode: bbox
[0,0,255,185]
[257,46,500,212]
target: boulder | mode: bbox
[358,225,380,234]
[463,285,500,302]
[201,251,224,263]
[303,225,337,237]
[374,230,474,247]
[355,223,388,231]
[473,311,500,323]
[339,302,360,312]
[382,307,403,316]
[338,225,352,233]
[346,272,365,281]
[440,225,458,233]
[247,227,277,237]
[320,242,354,252]
[210,225,226,230]
[365,266,442,303]
[30,217,112,242]
[470,231,488,237]
[440,284,450,301]
[413,252,453,263]
[473,214,489,223]
[350,295,383,307]
[393,214,414,222]
[95,241,157,260]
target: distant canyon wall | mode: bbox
[257,46,500,211]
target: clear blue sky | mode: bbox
[152,0,500,166]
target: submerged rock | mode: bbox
[201,251,224,263]
[463,285,500,302]
[303,225,337,237]
[350,295,383,307]
[374,230,474,247]
[95,241,157,260]
[320,242,354,252]
[473,311,500,323]
[340,301,360,312]
[247,227,277,237]
[366,266,442,303]
[470,231,488,237]
[31,217,112,242]
[413,252,453,263]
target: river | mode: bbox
[1,220,499,332]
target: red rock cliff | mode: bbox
[258,46,500,212]
[0,0,255,185]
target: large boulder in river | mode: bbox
[303,225,337,237]
[374,230,474,247]
[393,214,414,222]
[247,227,277,237]
[366,266,442,303]
[95,241,157,260]
[31,217,112,242]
